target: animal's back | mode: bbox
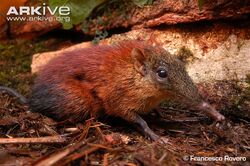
[30,41,145,121]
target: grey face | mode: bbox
[131,46,225,122]
[147,50,202,105]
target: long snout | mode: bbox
[195,101,225,121]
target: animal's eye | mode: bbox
[157,68,167,78]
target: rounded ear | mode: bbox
[131,48,147,76]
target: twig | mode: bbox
[103,153,109,166]
[202,131,210,141]
[125,163,137,166]
[158,152,167,163]
[88,143,113,150]
[78,119,93,140]
[33,140,88,166]
[68,146,100,161]
[62,142,108,165]
[0,136,66,144]
[94,125,105,141]
[159,117,208,123]
[134,154,161,166]
[33,121,103,166]
[64,127,79,133]
[33,122,95,166]
[242,145,250,150]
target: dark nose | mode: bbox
[196,101,225,121]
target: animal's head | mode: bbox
[131,45,225,121]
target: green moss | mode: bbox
[0,44,5,50]
[177,46,195,63]
[246,74,250,85]
[92,30,108,44]
[244,74,250,99]
[229,75,250,118]
[80,0,135,35]
[0,40,51,95]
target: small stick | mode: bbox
[134,154,161,166]
[158,153,167,163]
[33,140,87,166]
[71,146,100,161]
[103,153,109,166]
[0,136,66,144]
[159,117,208,123]
[125,163,137,166]
[88,143,113,150]
[94,125,105,141]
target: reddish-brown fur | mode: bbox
[31,41,168,122]
[30,40,225,140]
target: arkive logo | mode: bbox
[5,3,71,23]
[7,3,70,16]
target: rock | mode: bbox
[1,0,249,39]
[0,0,28,27]
[83,0,250,35]
[9,15,61,39]
[31,21,250,83]
[0,1,60,39]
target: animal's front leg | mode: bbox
[107,107,161,141]
[133,114,160,141]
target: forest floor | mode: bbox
[0,34,249,166]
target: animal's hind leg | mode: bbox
[57,79,102,121]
